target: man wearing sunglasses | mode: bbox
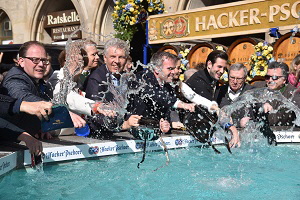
[263,61,299,126]
[2,41,51,138]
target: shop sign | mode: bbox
[148,0,300,44]
[45,9,80,28]
[51,25,82,41]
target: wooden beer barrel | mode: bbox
[227,37,263,71]
[273,32,300,66]
[157,45,183,56]
[187,42,227,69]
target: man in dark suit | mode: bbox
[184,50,240,148]
[217,63,255,127]
[218,63,255,107]
[1,41,51,137]
[84,38,139,138]
[0,92,52,155]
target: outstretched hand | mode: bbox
[69,111,86,128]
[18,132,43,155]
[20,101,53,120]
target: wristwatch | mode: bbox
[223,122,233,131]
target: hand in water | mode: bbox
[228,126,241,148]
[18,132,43,155]
[20,101,53,120]
[69,111,86,128]
[160,118,170,133]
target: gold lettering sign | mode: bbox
[44,9,80,28]
[148,0,300,44]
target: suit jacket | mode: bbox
[268,84,298,126]
[217,83,256,127]
[0,93,22,118]
[185,68,220,101]
[128,69,177,121]
[85,64,114,102]
[2,67,48,101]
[0,92,25,142]
[1,67,48,135]
[218,83,256,108]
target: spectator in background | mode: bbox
[43,55,53,81]
[183,68,198,82]
[0,52,16,74]
[58,50,66,68]
[121,55,133,73]
[288,54,300,88]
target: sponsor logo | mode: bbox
[53,119,64,125]
[276,134,295,140]
[175,139,183,146]
[0,161,10,171]
[88,146,99,155]
[45,149,83,159]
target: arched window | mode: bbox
[0,10,13,44]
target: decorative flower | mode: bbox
[178,48,190,71]
[112,0,166,41]
[249,41,273,78]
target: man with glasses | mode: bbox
[263,61,299,126]
[2,41,51,138]
[218,63,255,108]
[217,63,255,128]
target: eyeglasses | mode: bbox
[24,57,50,65]
[265,75,284,80]
[229,76,245,82]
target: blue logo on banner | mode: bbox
[88,146,99,155]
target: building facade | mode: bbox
[0,0,249,45]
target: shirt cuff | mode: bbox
[12,99,22,115]
[173,100,181,108]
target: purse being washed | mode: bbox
[41,105,74,132]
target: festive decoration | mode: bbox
[178,48,190,81]
[269,27,282,38]
[249,41,273,78]
[220,71,228,83]
[112,0,165,41]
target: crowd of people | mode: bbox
[0,37,300,157]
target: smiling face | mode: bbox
[155,57,176,83]
[207,58,227,81]
[266,68,286,90]
[85,45,99,70]
[19,45,47,82]
[104,47,127,73]
[173,60,182,80]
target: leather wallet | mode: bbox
[41,105,74,132]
